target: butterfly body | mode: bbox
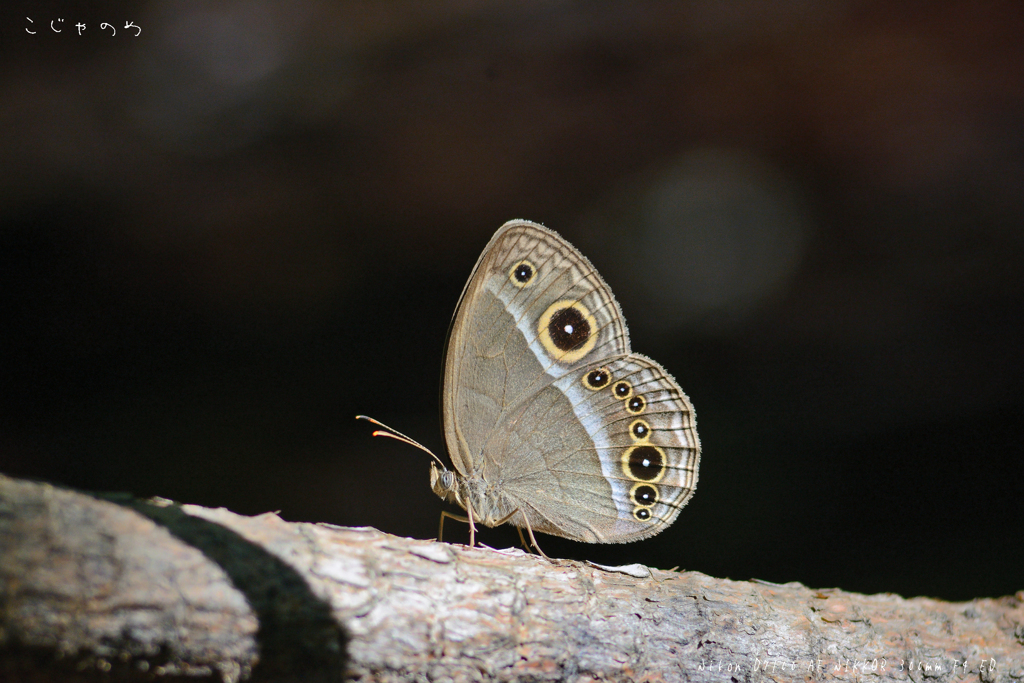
[430,462,517,527]
[435,220,700,544]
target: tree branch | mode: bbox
[1,473,1022,682]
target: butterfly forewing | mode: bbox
[442,222,628,473]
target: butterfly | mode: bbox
[361,220,699,556]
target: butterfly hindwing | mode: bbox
[495,353,699,542]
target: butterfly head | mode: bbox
[430,461,461,504]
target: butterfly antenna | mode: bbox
[355,415,447,469]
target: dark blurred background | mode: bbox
[2,1,1022,602]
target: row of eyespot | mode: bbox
[582,369,645,410]
[582,366,666,522]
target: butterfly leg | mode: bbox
[493,509,549,559]
[491,509,531,554]
[438,510,469,543]
[516,526,530,553]
[520,514,550,560]
[467,503,477,547]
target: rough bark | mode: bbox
[1,474,1022,683]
